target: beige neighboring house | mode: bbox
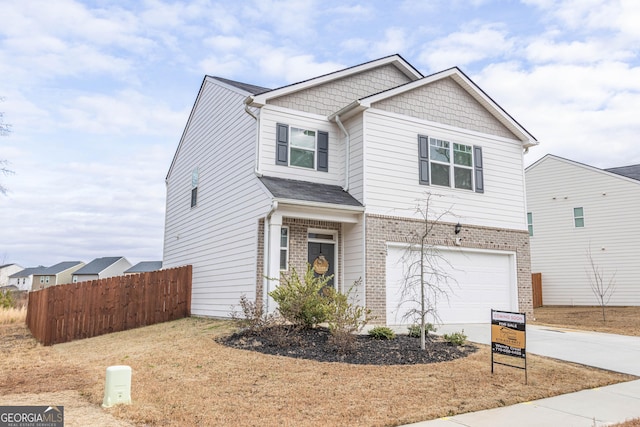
[1,263,23,288]
[32,261,85,290]
[9,266,47,291]
[72,257,132,283]
[163,54,538,325]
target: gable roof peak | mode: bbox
[247,54,423,107]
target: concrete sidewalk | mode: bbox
[401,324,640,426]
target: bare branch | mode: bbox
[586,246,616,322]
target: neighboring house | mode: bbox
[0,263,23,287]
[526,154,640,306]
[72,257,132,283]
[31,261,85,290]
[124,261,163,275]
[8,266,48,291]
[163,54,538,324]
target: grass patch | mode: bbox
[1,317,635,427]
[532,306,640,336]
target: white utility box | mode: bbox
[102,365,132,408]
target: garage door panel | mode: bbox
[386,246,516,325]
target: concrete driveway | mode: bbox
[437,323,640,376]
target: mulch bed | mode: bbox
[218,325,477,365]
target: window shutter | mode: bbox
[418,135,429,185]
[317,131,329,172]
[474,145,484,193]
[276,123,289,165]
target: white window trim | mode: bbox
[289,127,317,170]
[429,137,474,190]
[279,226,289,271]
[527,212,533,236]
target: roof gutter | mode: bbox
[335,114,350,192]
[244,96,262,177]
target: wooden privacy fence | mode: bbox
[26,265,192,346]
[532,272,543,308]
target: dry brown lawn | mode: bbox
[1,314,637,427]
[532,306,640,336]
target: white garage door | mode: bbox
[386,245,517,325]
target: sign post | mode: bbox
[491,309,527,384]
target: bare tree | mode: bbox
[397,192,458,350]
[586,246,616,323]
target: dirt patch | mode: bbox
[1,319,636,427]
[533,306,640,336]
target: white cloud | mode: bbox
[525,38,634,64]
[57,90,186,136]
[476,61,640,168]
[418,23,514,71]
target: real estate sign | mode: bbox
[491,309,527,383]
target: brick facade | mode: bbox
[256,214,533,325]
[365,214,533,324]
[256,218,342,302]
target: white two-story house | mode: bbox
[526,154,640,306]
[163,54,538,325]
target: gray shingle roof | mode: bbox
[259,176,363,207]
[41,261,84,275]
[605,164,640,181]
[211,77,271,95]
[9,266,48,278]
[124,261,162,274]
[73,257,125,275]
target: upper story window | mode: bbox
[527,212,533,236]
[573,207,585,228]
[418,135,483,193]
[276,123,328,172]
[191,167,199,208]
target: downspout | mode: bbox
[263,200,278,312]
[335,114,350,192]
[244,99,263,177]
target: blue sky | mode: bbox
[1,0,639,268]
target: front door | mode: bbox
[308,242,335,288]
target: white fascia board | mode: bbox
[275,200,364,223]
[248,55,422,107]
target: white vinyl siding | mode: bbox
[344,114,364,203]
[258,105,344,186]
[342,220,366,306]
[363,109,527,230]
[527,156,640,306]
[163,78,272,317]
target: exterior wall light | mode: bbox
[454,222,462,234]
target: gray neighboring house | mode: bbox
[72,257,132,283]
[32,261,85,290]
[1,263,23,288]
[9,266,48,291]
[124,261,163,275]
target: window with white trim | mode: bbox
[527,212,533,236]
[418,135,483,192]
[39,276,44,284]
[279,227,289,271]
[45,276,50,284]
[573,207,585,228]
[276,123,328,172]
